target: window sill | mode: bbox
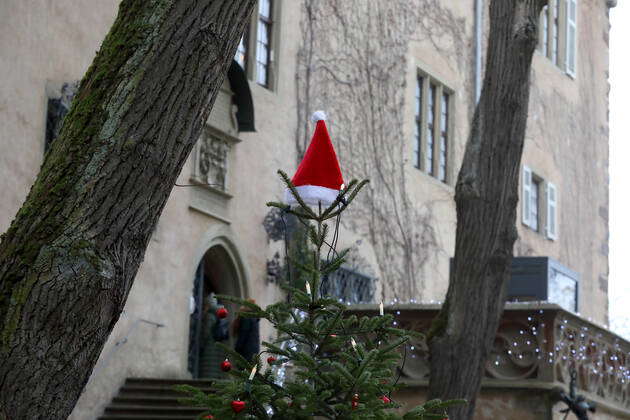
[413,166,454,192]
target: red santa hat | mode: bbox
[285,111,344,207]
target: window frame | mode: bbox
[537,0,577,78]
[546,182,558,240]
[414,68,453,185]
[255,0,273,88]
[522,165,558,240]
[565,0,578,78]
[237,0,281,91]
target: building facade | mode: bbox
[0,0,623,419]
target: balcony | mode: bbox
[348,302,630,418]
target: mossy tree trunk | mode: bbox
[427,1,546,418]
[0,0,255,418]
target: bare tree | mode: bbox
[427,1,546,418]
[0,1,255,418]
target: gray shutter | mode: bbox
[565,0,577,77]
[546,182,558,240]
[522,166,532,227]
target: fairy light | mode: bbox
[305,282,311,295]
[249,365,258,380]
[379,301,384,316]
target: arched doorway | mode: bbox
[187,244,245,378]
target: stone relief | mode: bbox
[198,130,230,191]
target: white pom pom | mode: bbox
[311,110,327,122]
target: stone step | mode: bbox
[99,377,216,420]
[118,385,213,398]
[123,377,214,387]
[98,416,199,420]
[104,404,205,416]
[112,396,207,407]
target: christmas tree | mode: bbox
[178,113,463,419]
[178,172,462,419]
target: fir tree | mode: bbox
[178,171,463,419]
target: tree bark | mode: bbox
[427,1,545,418]
[0,0,255,418]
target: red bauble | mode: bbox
[267,356,277,364]
[231,400,246,413]
[203,416,214,419]
[216,307,228,319]
[351,393,359,402]
[351,401,359,409]
[220,359,232,372]
[380,395,391,404]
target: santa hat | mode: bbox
[285,111,344,207]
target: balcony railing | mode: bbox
[348,302,629,415]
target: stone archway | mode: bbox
[187,236,248,379]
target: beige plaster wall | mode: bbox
[517,0,611,325]
[0,0,120,234]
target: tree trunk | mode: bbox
[427,1,545,418]
[0,0,255,418]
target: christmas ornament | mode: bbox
[380,395,391,404]
[203,416,214,419]
[284,111,345,207]
[351,401,359,409]
[231,399,246,413]
[220,359,232,372]
[351,393,360,402]
[267,356,277,364]
[216,307,228,319]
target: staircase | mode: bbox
[97,378,213,420]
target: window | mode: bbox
[234,0,278,90]
[565,0,577,76]
[321,267,375,304]
[256,0,273,87]
[547,182,558,239]
[413,76,423,168]
[530,178,540,232]
[413,71,452,183]
[537,0,578,77]
[427,84,436,176]
[235,30,248,71]
[439,92,449,182]
[522,166,558,239]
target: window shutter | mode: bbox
[565,0,577,77]
[522,166,532,227]
[546,182,558,240]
